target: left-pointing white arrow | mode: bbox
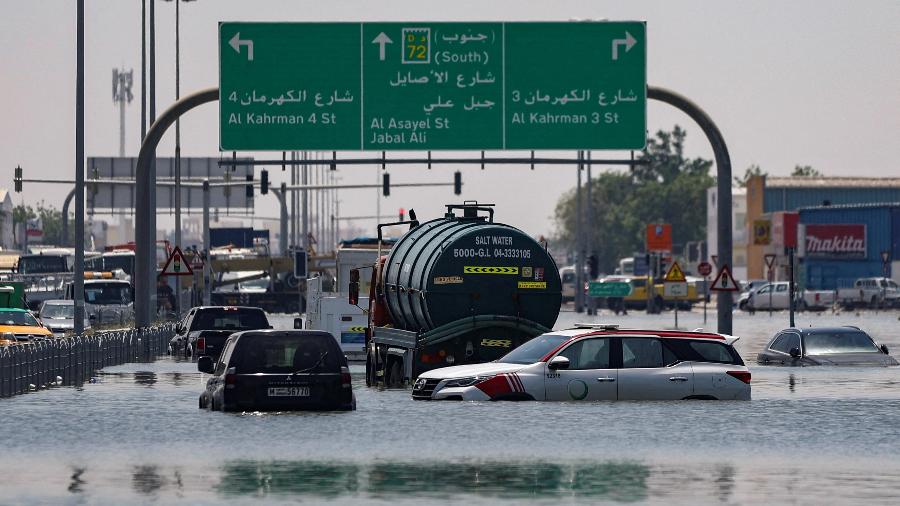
[229,32,254,61]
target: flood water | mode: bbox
[2,308,899,504]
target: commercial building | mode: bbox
[798,203,898,289]
[708,176,900,282]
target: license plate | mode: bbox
[267,387,310,397]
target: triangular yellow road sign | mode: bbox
[664,261,686,282]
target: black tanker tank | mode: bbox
[382,203,561,332]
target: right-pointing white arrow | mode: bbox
[372,32,393,61]
[611,31,637,61]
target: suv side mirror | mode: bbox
[880,344,890,355]
[197,356,215,374]
[348,268,360,306]
[548,356,570,370]
[789,347,801,359]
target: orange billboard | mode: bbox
[646,223,672,252]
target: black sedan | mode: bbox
[757,326,897,366]
[198,330,356,412]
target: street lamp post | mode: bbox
[164,0,196,315]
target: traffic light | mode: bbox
[588,254,599,280]
[260,169,269,195]
[245,174,253,198]
[14,165,22,193]
[382,172,390,196]
[453,171,462,195]
[399,208,405,221]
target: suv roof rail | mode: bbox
[573,323,620,330]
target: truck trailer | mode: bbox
[355,203,562,387]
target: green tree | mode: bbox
[733,164,767,187]
[553,126,714,273]
[791,164,821,177]
[12,201,64,245]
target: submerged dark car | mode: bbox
[757,327,897,366]
[198,330,355,412]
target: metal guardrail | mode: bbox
[0,324,175,398]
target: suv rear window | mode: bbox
[666,339,743,365]
[231,333,341,373]
[190,308,268,331]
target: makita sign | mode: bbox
[805,224,866,258]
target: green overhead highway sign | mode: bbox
[219,21,646,151]
[588,281,633,298]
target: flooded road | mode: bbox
[2,309,899,504]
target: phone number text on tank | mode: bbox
[453,248,532,259]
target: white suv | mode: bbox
[412,325,750,401]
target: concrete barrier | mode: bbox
[0,324,175,398]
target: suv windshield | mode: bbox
[84,283,132,305]
[232,334,340,373]
[499,333,569,364]
[0,311,40,327]
[190,308,269,331]
[804,331,879,354]
[40,304,75,319]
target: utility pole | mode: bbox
[202,180,210,305]
[302,152,308,250]
[173,0,183,315]
[147,0,157,320]
[141,0,146,140]
[74,0,85,334]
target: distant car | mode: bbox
[198,330,355,412]
[170,306,271,359]
[37,300,90,337]
[0,308,53,344]
[412,325,751,401]
[757,327,898,366]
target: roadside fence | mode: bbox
[0,324,175,398]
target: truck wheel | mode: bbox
[387,360,403,388]
[366,353,377,387]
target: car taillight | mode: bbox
[726,371,751,384]
[197,337,205,352]
[341,366,351,388]
[225,373,237,388]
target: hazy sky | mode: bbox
[1,0,898,240]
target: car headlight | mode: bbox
[442,375,493,388]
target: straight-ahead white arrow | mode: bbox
[229,32,254,61]
[372,32,393,61]
[611,31,637,61]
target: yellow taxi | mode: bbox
[0,308,53,345]
[600,275,702,310]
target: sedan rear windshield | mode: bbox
[804,331,879,354]
[190,309,268,331]
[231,334,341,373]
[499,334,569,364]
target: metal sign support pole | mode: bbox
[574,151,584,313]
[788,247,796,328]
[703,276,708,325]
[202,180,210,306]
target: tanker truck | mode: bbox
[350,202,562,387]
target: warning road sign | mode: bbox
[710,265,739,292]
[161,246,194,276]
[663,261,686,283]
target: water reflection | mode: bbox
[133,371,157,386]
[68,467,86,494]
[132,464,164,495]
[216,460,651,501]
